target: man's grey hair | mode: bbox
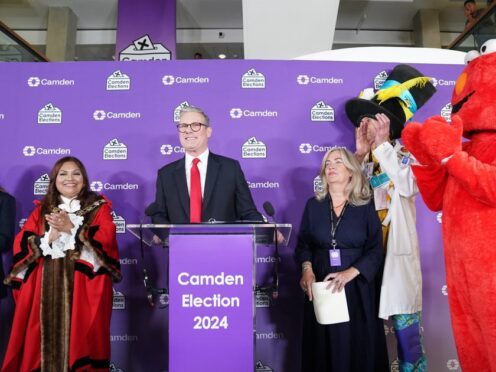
[179,106,210,126]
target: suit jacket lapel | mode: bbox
[173,158,189,219]
[203,153,220,211]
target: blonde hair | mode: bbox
[315,146,371,206]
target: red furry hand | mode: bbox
[419,115,463,163]
[401,122,433,165]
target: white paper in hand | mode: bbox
[311,281,350,325]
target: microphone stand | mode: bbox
[271,218,280,300]
[140,218,168,308]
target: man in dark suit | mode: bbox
[151,106,263,224]
[0,190,15,299]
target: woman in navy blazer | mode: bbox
[295,147,388,372]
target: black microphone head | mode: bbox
[263,201,275,217]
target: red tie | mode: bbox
[190,158,202,223]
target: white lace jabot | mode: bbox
[40,196,84,259]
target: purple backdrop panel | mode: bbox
[0,60,464,371]
[169,234,254,372]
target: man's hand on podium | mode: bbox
[152,235,163,245]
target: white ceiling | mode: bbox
[0,0,470,59]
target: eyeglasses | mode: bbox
[176,122,208,133]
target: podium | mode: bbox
[126,223,291,372]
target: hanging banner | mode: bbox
[116,0,176,61]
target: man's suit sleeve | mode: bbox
[0,193,16,253]
[152,171,171,224]
[234,161,264,222]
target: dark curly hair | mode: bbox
[39,156,98,227]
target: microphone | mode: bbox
[263,201,275,218]
[263,201,279,300]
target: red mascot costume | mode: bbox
[402,40,496,371]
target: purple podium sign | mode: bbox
[169,233,255,372]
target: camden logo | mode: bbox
[313,176,323,192]
[103,139,128,160]
[247,180,280,189]
[299,143,334,155]
[242,137,266,159]
[160,144,185,155]
[119,34,171,61]
[174,101,191,122]
[90,180,138,192]
[229,108,278,119]
[27,77,40,87]
[23,145,70,157]
[297,74,344,85]
[297,75,310,85]
[299,143,312,154]
[255,289,271,308]
[230,108,243,119]
[19,218,27,229]
[34,173,50,195]
[93,110,106,120]
[162,74,209,86]
[311,101,334,122]
[242,69,265,88]
[255,360,273,372]
[442,284,448,296]
[111,211,126,234]
[162,75,175,85]
[430,77,455,88]
[120,257,138,265]
[38,103,62,124]
[441,103,452,123]
[107,70,131,90]
[110,334,138,342]
[112,288,125,310]
[23,146,36,157]
[447,359,460,370]
[28,76,75,87]
[374,70,388,90]
[93,109,141,121]
[256,331,285,340]
[90,181,104,191]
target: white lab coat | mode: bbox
[372,141,423,320]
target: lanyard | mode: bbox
[330,199,348,249]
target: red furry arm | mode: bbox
[445,151,496,206]
[411,164,448,211]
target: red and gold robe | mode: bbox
[2,196,121,372]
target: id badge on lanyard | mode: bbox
[330,240,341,267]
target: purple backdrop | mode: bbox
[0,60,463,372]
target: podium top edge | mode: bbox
[126,223,292,228]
